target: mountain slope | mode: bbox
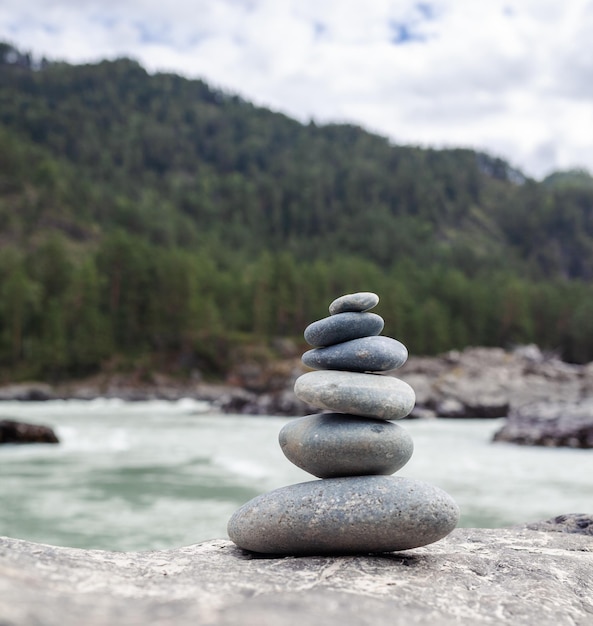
[1,42,593,378]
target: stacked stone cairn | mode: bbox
[228,292,459,555]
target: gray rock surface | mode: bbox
[396,345,589,419]
[2,521,593,626]
[302,336,408,372]
[294,370,415,420]
[279,413,414,478]
[227,476,459,554]
[492,400,593,448]
[304,312,384,347]
[329,292,379,315]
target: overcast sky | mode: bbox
[1,0,592,179]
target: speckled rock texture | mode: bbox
[304,312,384,347]
[294,370,415,420]
[227,475,459,554]
[2,519,593,626]
[329,292,379,315]
[278,413,414,478]
[302,336,408,372]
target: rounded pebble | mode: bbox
[227,475,460,555]
[279,413,413,478]
[294,370,415,420]
[329,292,379,315]
[302,336,408,372]
[304,312,384,347]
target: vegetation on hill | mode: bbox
[1,42,593,381]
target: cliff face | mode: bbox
[397,345,592,418]
[1,515,592,626]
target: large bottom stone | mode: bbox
[227,475,459,555]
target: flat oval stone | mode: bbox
[304,312,384,347]
[227,475,459,555]
[329,292,379,315]
[302,336,408,372]
[279,413,413,478]
[294,370,415,420]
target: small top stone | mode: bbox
[329,292,379,315]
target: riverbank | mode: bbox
[1,345,592,419]
[1,514,592,626]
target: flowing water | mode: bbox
[1,399,591,551]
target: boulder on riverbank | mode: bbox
[1,516,592,626]
[492,401,593,448]
[0,419,59,444]
[397,345,588,419]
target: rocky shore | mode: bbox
[2,345,593,447]
[398,344,592,419]
[219,343,593,419]
[1,514,592,626]
[0,344,587,413]
[492,400,593,448]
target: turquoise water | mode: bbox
[1,400,591,551]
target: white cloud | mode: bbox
[0,0,592,178]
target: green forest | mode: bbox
[2,41,593,382]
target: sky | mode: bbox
[1,0,592,180]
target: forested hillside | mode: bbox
[1,41,593,381]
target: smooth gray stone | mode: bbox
[279,413,413,478]
[329,292,379,315]
[304,312,384,347]
[294,370,415,420]
[302,336,408,372]
[228,475,459,555]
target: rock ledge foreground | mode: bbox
[1,516,592,626]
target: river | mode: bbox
[1,399,591,551]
